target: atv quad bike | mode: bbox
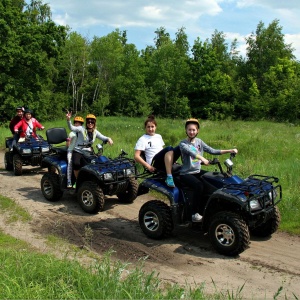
[138,154,282,256]
[40,127,139,214]
[4,131,50,176]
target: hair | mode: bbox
[144,115,157,128]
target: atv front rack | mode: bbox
[223,174,282,212]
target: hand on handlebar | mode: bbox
[209,158,219,165]
[201,158,210,166]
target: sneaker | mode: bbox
[67,182,72,189]
[192,213,203,222]
[165,176,175,188]
[72,182,76,189]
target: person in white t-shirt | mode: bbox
[134,115,180,187]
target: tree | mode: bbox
[188,37,235,119]
[0,0,67,121]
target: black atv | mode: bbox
[4,131,50,176]
[40,127,139,214]
[138,154,282,256]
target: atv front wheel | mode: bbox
[13,154,22,176]
[41,173,63,201]
[117,177,139,203]
[250,206,281,237]
[77,181,104,214]
[4,152,13,171]
[209,211,250,256]
[139,200,173,239]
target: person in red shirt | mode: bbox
[14,109,44,140]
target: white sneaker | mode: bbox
[192,213,203,222]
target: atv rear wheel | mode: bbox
[250,206,281,237]
[4,152,13,171]
[139,200,173,239]
[77,181,104,214]
[117,177,139,203]
[209,211,250,256]
[41,173,64,201]
[13,154,22,176]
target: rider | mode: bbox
[9,106,24,134]
[9,106,24,150]
[66,116,84,188]
[66,112,113,176]
[14,109,44,141]
[179,118,238,222]
[134,115,180,187]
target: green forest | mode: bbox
[1,0,300,123]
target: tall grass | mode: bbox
[1,118,299,233]
[0,230,242,299]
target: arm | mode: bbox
[95,131,113,145]
[67,120,83,133]
[134,149,155,172]
[9,118,16,134]
[220,148,238,154]
[180,140,210,166]
[14,120,23,133]
[34,119,44,130]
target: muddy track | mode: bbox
[0,151,299,298]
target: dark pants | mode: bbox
[179,173,204,215]
[11,133,20,149]
[152,146,181,173]
[72,151,84,170]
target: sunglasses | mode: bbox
[87,120,95,124]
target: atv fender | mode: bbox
[202,189,249,230]
[139,179,181,204]
[42,155,68,175]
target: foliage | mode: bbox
[0,2,299,123]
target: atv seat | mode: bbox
[46,127,68,153]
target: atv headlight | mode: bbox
[269,189,277,200]
[125,168,134,176]
[224,158,233,168]
[22,148,32,154]
[103,173,113,181]
[41,147,49,153]
[249,199,262,211]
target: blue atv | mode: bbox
[4,131,50,176]
[40,127,139,214]
[138,154,282,256]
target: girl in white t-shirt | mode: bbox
[134,115,180,187]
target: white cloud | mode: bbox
[26,0,300,59]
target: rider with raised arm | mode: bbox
[66,111,113,176]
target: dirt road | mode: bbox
[0,151,299,299]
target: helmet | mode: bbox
[16,106,24,111]
[185,118,200,129]
[86,114,96,121]
[24,109,33,115]
[74,116,84,124]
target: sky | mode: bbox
[37,0,300,60]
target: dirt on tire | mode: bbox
[0,151,299,299]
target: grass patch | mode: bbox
[0,230,232,299]
[0,195,31,223]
